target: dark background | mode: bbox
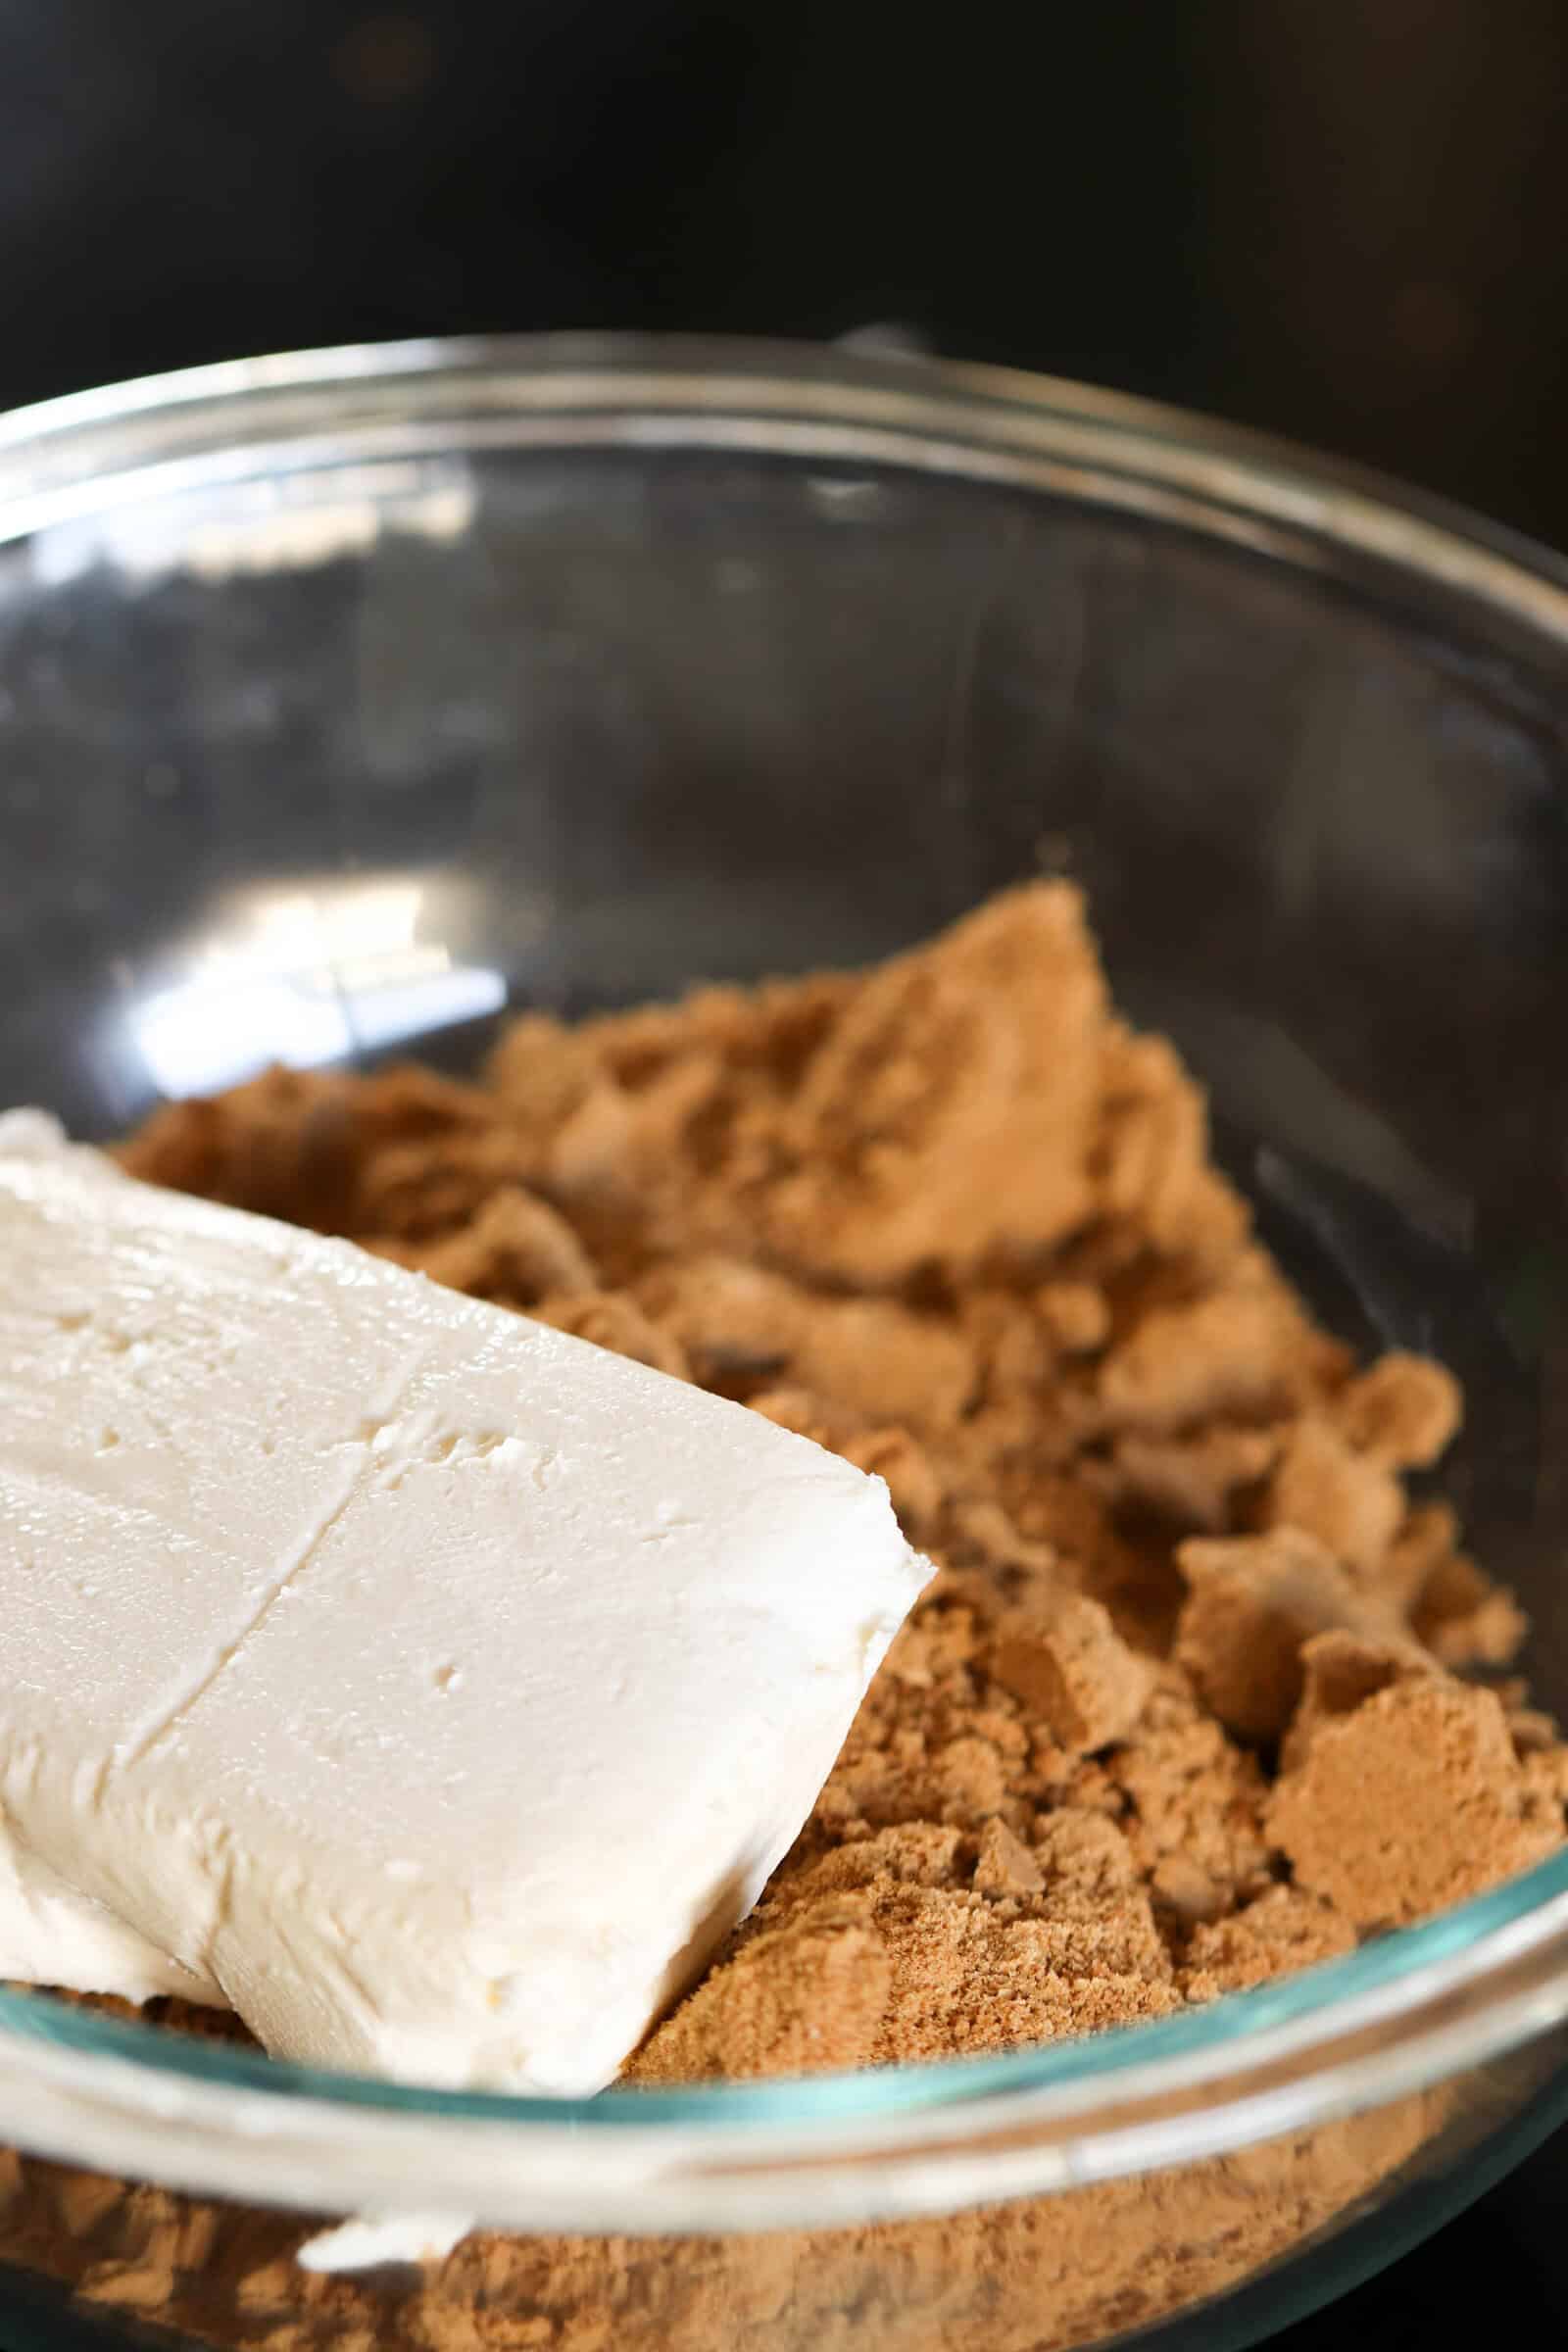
[3,0,1566,2341]
[6,0,1568,550]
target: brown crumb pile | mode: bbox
[3,880,1561,2349]
[117,879,1553,2074]
[0,2085,1460,2352]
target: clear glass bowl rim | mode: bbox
[2,331,1567,2230]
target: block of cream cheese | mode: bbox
[0,1109,930,2092]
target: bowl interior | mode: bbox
[2,350,1568,2147]
[3,347,1568,2352]
[3,365,1565,1710]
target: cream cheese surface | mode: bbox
[0,1110,929,2092]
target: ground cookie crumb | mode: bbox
[11,880,1549,2350]
[115,880,1564,2080]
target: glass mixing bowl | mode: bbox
[1,335,1567,2352]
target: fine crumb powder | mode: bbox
[5,880,1564,2348]
[0,2088,1458,2352]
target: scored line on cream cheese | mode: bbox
[115,1357,426,1769]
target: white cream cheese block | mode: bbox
[0,1109,930,2092]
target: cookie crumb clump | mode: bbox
[1267,1679,1562,1928]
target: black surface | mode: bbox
[3,1,1568,550]
[0,3,1564,2340]
[1278,2119,1563,2347]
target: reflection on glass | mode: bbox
[128,882,506,1098]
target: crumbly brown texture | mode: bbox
[0,2088,1458,2352]
[4,880,1561,2348]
